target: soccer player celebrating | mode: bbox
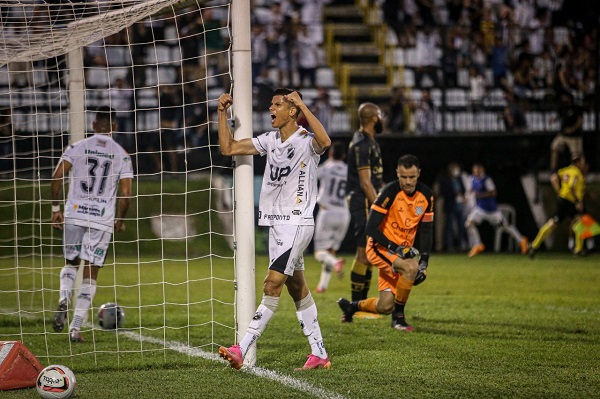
[216,89,332,370]
[313,141,350,293]
[338,155,433,331]
[50,106,133,342]
[346,102,384,307]
[528,156,587,257]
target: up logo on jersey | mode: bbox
[270,165,291,181]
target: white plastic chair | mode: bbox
[494,204,517,252]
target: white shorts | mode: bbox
[465,207,505,227]
[268,225,314,276]
[63,224,112,266]
[313,208,350,252]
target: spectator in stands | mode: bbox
[438,162,467,252]
[532,48,555,89]
[295,22,319,88]
[550,91,583,171]
[416,0,437,27]
[468,66,487,114]
[414,24,440,88]
[150,85,183,173]
[182,83,208,150]
[491,34,509,89]
[296,0,332,45]
[251,23,269,83]
[311,88,333,134]
[442,27,460,88]
[512,56,534,102]
[201,8,230,89]
[387,86,408,134]
[107,78,134,151]
[413,89,437,136]
[126,22,151,87]
[502,89,528,134]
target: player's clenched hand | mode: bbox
[389,245,420,260]
[283,91,304,108]
[218,93,232,111]
[51,211,64,230]
[114,219,126,232]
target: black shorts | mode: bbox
[348,193,370,248]
[553,197,579,224]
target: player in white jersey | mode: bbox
[314,141,350,293]
[217,88,333,371]
[50,106,133,342]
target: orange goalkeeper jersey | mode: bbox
[370,181,434,247]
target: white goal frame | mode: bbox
[1,0,256,367]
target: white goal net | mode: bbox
[0,0,254,367]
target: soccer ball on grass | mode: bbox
[97,302,125,329]
[36,364,76,399]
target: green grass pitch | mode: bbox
[1,252,599,399]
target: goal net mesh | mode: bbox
[0,0,237,366]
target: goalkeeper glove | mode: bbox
[413,254,429,286]
[388,244,420,260]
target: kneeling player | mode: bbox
[338,155,433,331]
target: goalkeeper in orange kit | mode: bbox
[338,155,434,331]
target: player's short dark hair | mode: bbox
[273,88,302,100]
[398,154,420,169]
[331,141,346,160]
[95,106,116,125]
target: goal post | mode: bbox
[0,0,256,366]
[231,0,256,367]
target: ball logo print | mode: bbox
[98,302,125,329]
[36,365,76,399]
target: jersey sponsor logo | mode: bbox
[296,169,306,204]
[84,149,114,159]
[262,213,291,221]
[292,210,301,215]
[74,204,103,218]
[269,165,291,181]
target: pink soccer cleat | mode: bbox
[219,344,244,370]
[294,354,331,371]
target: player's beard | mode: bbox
[374,118,383,134]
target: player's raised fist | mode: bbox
[283,91,304,107]
[218,93,232,111]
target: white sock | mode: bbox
[239,296,278,358]
[506,225,523,242]
[317,265,333,291]
[467,225,481,247]
[59,266,77,305]
[295,294,327,359]
[69,278,96,332]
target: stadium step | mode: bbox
[325,23,373,43]
[324,0,390,122]
[323,5,364,24]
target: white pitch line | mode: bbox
[119,330,349,399]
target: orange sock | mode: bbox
[395,275,414,305]
[358,297,378,313]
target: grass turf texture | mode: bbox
[1,253,599,399]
